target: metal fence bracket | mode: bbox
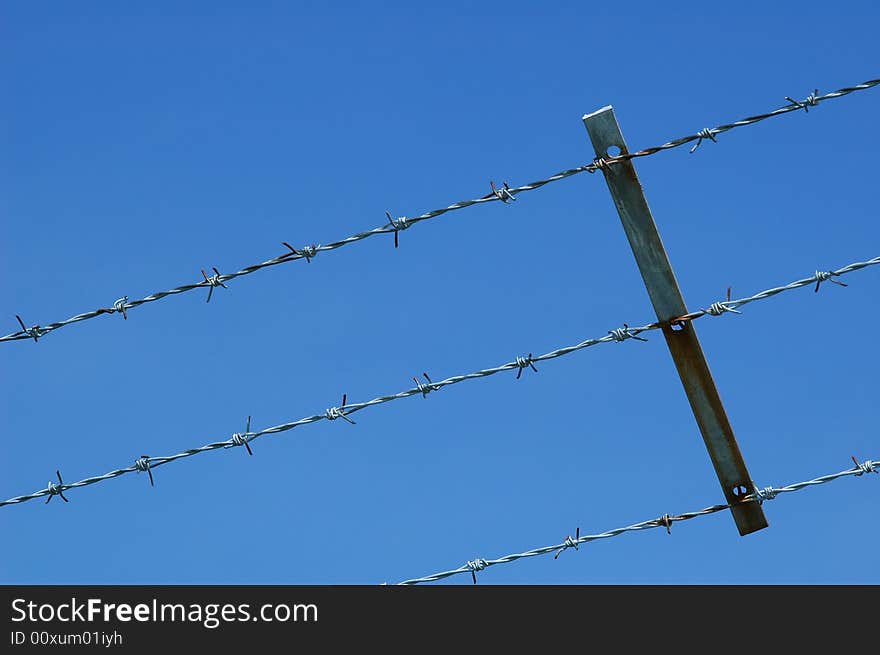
[583,106,768,536]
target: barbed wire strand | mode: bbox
[2,256,876,509]
[675,256,880,322]
[396,456,878,584]
[612,79,879,161]
[3,77,877,345]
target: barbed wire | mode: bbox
[605,79,879,160]
[395,455,878,584]
[674,256,880,323]
[3,77,877,345]
[1,255,876,509]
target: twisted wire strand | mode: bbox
[1,254,876,509]
[615,79,879,162]
[396,457,878,584]
[3,78,877,345]
[674,256,880,323]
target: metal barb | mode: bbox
[697,289,744,317]
[385,211,410,249]
[413,373,439,398]
[201,267,228,303]
[690,128,718,153]
[590,156,611,173]
[326,394,355,424]
[608,323,648,342]
[466,558,488,584]
[15,315,42,342]
[515,354,538,380]
[852,455,877,476]
[705,301,742,316]
[282,242,319,263]
[229,416,254,456]
[753,485,778,504]
[45,470,68,504]
[135,456,154,487]
[814,270,848,293]
[659,514,673,534]
[785,89,820,113]
[490,180,516,203]
[113,296,129,320]
[554,527,580,559]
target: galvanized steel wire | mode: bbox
[3,77,877,345]
[2,255,876,509]
[396,457,878,584]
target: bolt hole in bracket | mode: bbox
[731,484,751,498]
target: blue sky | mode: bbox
[1,2,877,584]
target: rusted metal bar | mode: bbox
[582,106,768,536]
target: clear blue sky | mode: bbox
[2,2,877,584]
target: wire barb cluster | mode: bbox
[201,267,228,303]
[785,89,819,113]
[515,354,538,379]
[385,211,411,248]
[44,471,68,504]
[112,297,129,320]
[226,416,255,456]
[690,127,718,153]
[2,255,876,510]
[608,323,648,342]
[325,394,355,425]
[134,456,154,487]
[4,77,877,345]
[814,270,848,292]
[554,528,580,559]
[413,373,440,398]
[704,301,740,316]
[14,315,46,342]
[466,558,489,584]
[396,455,878,584]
